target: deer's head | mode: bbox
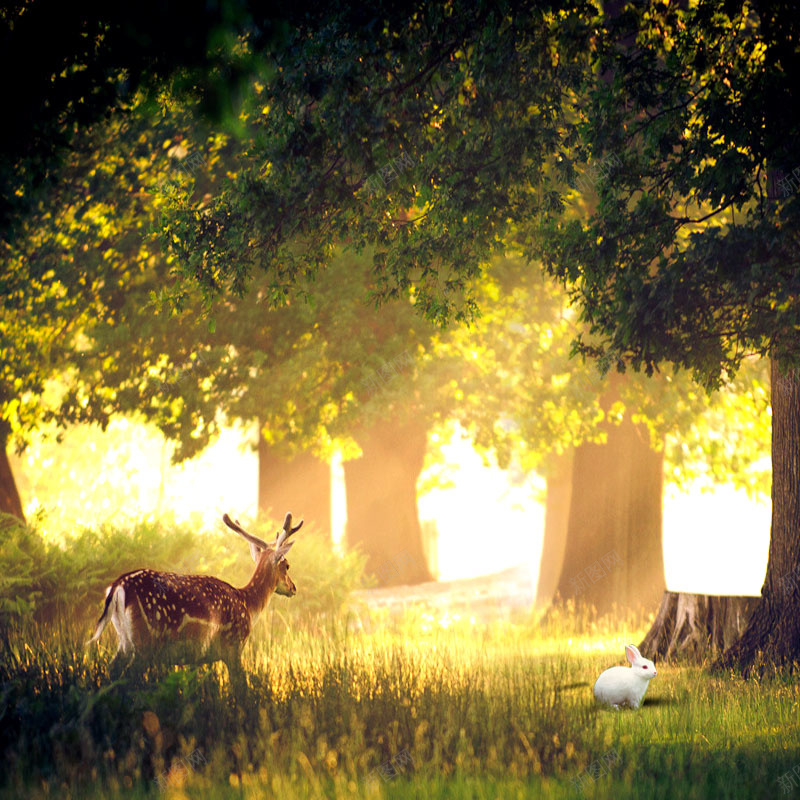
[222,512,303,596]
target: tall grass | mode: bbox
[1,616,609,799]
[3,609,800,799]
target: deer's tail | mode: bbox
[87,583,123,646]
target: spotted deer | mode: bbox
[89,512,303,673]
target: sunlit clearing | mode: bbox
[14,418,770,597]
[416,426,544,583]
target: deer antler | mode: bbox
[275,512,304,549]
[223,513,269,549]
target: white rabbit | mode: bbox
[593,644,657,709]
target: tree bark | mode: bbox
[344,418,433,586]
[0,420,24,522]
[713,360,800,673]
[640,591,760,662]
[554,413,665,616]
[535,450,574,608]
[257,430,331,536]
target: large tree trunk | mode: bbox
[535,450,574,608]
[713,360,800,673]
[554,414,665,616]
[641,591,760,662]
[258,431,331,536]
[344,418,433,586]
[0,420,24,522]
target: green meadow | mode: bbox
[2,592,799,800]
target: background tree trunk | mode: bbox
[640,591,760,662]
[554,414,665,616]
[535,450,574,608]
[258,429,331,536]
[0,420,24,521]
[714,360,800,672]
[344,418,433,586]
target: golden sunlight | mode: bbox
[15,420,771,597]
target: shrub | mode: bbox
[0,512,365,634]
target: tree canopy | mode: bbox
[156,2,595,321]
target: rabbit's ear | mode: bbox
[626,644,641,664]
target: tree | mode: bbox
[200,249,443,573]
[535,449,573,610]
[6,67,452,577]
[0,92,261,520]
[344,418,433,585]
[554,396,664,615]
[152,2,756,609]
[435,257,664,612]
[434,255,768,613]
[0,0,279,519]
[0,421,24,520]
[539,2,800,670]
[0,114,157,520]
[199,248,445,580]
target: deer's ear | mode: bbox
[273,540,295,563]
[250,542,262,563]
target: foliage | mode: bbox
[158,2,597,324]
[633,357,772,497]
[435,255,771,493]
[541,2,800,387]
[4,3,772,499]
[3,91,451,466]
[143,0,775,492]
[155,247,449,459]
[0,103,191,456]
[0,0,275,242]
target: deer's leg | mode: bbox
[222,645,246,692]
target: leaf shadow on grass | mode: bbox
[556,681,591,691]
[642,696,677,706]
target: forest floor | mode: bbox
[2,585,799,800]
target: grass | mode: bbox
[1,607,799,799]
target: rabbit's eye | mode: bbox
[642,665,648,670]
